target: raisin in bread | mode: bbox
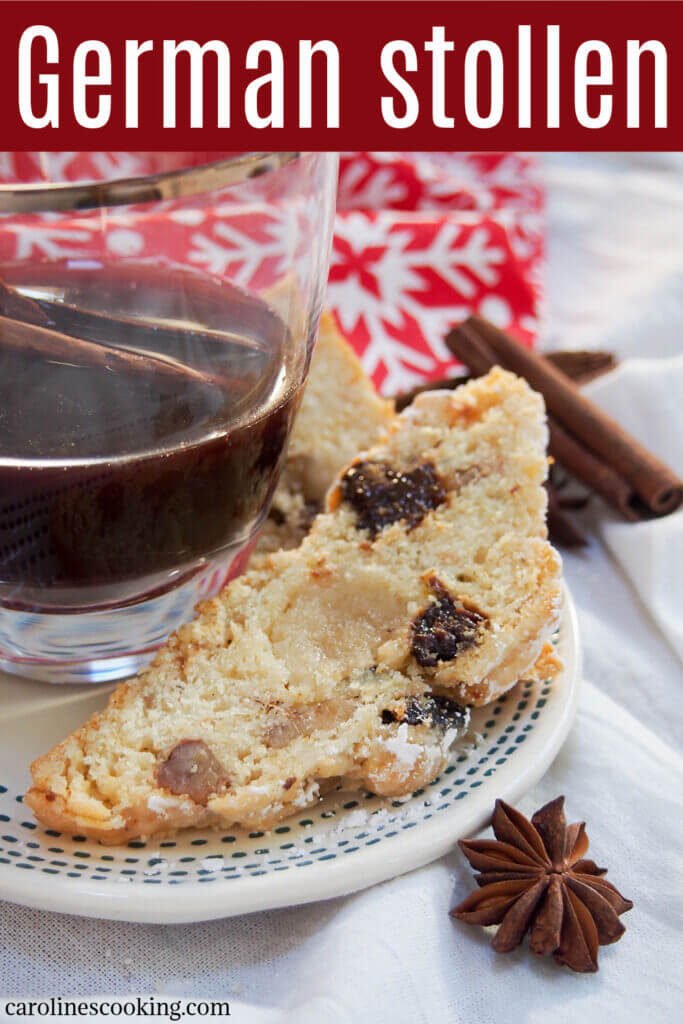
[26,368,562,843]
[254,311,394,556]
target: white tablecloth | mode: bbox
[2,154,682,1022]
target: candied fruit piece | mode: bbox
[155,739,230,804]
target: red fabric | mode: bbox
[331,152,543,393]
[0,151,543,394]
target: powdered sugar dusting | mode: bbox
[382,723,422,769]
[147,794,183,817]
[293,780,320,808]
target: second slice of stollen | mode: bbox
[26,368,562,843]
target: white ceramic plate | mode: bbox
[0,589,580,924]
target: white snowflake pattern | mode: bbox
[338,159,410,210]
[5,223,93,260]
[329,214,506,392]
[187,208,296,287]
[410,153,497,212]
[88,152,150,181]
[0,153,23,181]
[421,219,505,296]
[33,152,79,182]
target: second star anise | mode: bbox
[450,796,633,973]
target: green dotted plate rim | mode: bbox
[0,589,580,923]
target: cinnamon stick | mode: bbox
[548,419,638,521]
[458,316,681,515]
[0,279,226,389]
[546,486,588,547]
[546,349,616,385]
[392,351,615,412]
[447,316,681,519]
[0,279,48,326]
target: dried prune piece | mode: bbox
[380,695,468,732]
[339,460,446,538]
[411,591,485,666]
[156,739,230,805]
[403,695,468,731]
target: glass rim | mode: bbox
[0,151,304,214]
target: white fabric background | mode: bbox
[1,154,682,1021]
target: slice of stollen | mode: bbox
[254,310,394,557]
[26,368,562,843]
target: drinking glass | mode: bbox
[0,151,339,683]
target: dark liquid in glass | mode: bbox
[0,261,302,611]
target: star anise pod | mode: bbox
[450,796,633,973]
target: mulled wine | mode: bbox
[0,260,304,612]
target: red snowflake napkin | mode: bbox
[331,152,543,394]
[0,151,543,397]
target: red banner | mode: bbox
[2,1,682,151]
